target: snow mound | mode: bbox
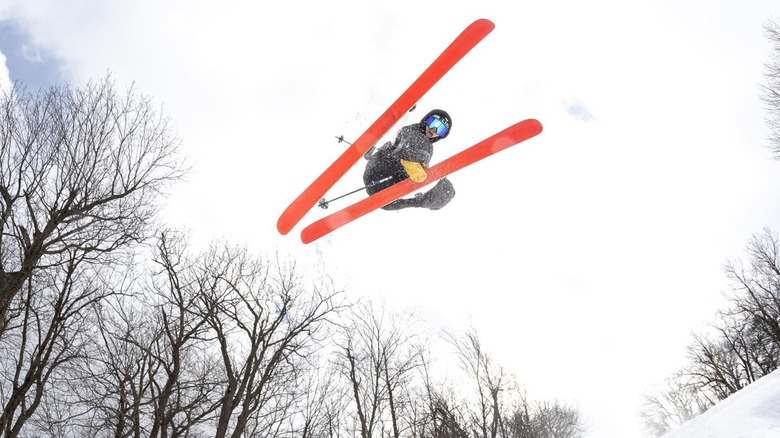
[663,369,780,438]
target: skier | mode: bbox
[362,109,456,210]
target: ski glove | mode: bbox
[400,159,428,183]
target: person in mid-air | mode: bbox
[362,109,456,210]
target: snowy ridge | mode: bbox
[663,369,780,438]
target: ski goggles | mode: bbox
[425,115,449,137]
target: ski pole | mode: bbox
[318,176,394,209]
[322,104,415,208]
[335,105,415,147]
[335,135,353,146]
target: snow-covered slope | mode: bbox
[663,369,780,438]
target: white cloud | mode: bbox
[0,50,11,92]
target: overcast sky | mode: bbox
[2,1,780,437]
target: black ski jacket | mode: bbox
[363,123,432,194]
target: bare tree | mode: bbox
[444,329,585,438]
[502,393,534,438]
[82,297,158,438]
[18,232,344,438]
[335,302,424,438]
[0,77,185,336]
[143,232,222,438]
[643,228,780,435]
[684,228,780,401]
[292,363,345,438]
[0,252,118,436]
[640,373,711,438]
[444,328,507,438]
[47,291,159,438]
[764,19,780,157]
[724,228,780,364]
[417,352,470,438]
[197,245,343,438]
[0,76,184,435]
[18,232,222,438]
[529,401,584,438]
[685,330,751,401]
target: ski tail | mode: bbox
[276,19,495,235]
[300,119,543,244]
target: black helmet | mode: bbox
[421,109,452,141]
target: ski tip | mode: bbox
[277,217,292,236]
[520,118,543,139]
[528,118,543,133]
[300,225,323,245]
[472,18,495,31]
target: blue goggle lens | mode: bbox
[425,115,449,137]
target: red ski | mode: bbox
[277,18,495,235]
[300,119,543,244]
